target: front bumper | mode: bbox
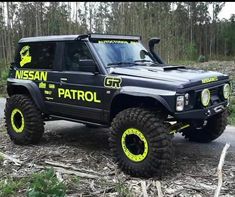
[174,101,228,120]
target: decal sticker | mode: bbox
[49,84,55,89]
[39,82,47,89]
[98,40,137,44]
[44,90,52,95]
[45,97,54,100]
[58,88,101,103]
[20,45,32,67]
[104,76,122,89]
[202,76,218,84]
[15,70,48,81]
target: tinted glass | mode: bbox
[64,42,94,72]
[16,42,56,69]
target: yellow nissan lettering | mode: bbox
[28,71,34,80]
[15,70,23,79]
[15,70,48,81]
[23,70,29,79]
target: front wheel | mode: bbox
[4,94,44,145]
[182,110,228,143]
[109,108,173,177]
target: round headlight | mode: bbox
[223,83,230,99]
[201,89,210,107]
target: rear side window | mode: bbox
[15,42,56,69]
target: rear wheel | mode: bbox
[4,94,44,145]
[109,107,173,177]
[182,110,228,143]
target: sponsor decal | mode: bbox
[15,70,48,81]
[58,88,101,103]
[104,76,122,89]
[201,76,218,84]
[98,40,137,44]
[20,45,32,67]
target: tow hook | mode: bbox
[170,123,190,135]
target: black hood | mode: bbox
[109,65,228,87]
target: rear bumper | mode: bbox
[174,101,229,120]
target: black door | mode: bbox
[46,41,109,124]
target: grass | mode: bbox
[228,96,235,125]
[0,177,28,197]
[0,168,67,197]
[27,168,66,197]
[115,179,133,197]
[0,68,8,97]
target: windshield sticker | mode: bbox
[20,45,32,67]
[104,76,122,89]
[202,76,218,84]
[98,40,137,44]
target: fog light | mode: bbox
[201,89,210,107]
[176,96,184,111]
[223,83,230,99]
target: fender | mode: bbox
[113,86,176,113]
[7,78,47,113]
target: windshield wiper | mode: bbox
[134,59,154,63]
[106,62,138,68]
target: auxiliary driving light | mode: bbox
[223,83,230,99]
[201,89,210,107]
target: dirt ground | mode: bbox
[0,119,234,197]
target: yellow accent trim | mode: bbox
[121,128,148,162]
[11,108,25,133]
[201,89,210,107]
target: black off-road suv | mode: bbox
[5,34,231,177]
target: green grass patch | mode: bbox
[228,96,235,125]
[115,180,133,197]
[0,168,67,197]
[0,177,28,197]
[27,168,66,197]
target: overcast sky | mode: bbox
[210,2,235,20]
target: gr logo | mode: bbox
[104,76,122,89]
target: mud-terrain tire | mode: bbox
[109,107,173,177]
[4,94,44,145]
[182,110,228,143]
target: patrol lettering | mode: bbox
[15,70,48,81]
[58,88,101,103]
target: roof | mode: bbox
[18,34,141,43]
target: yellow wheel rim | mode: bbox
[121,128,148,162]
[11,108,25,133]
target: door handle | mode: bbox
[60,78,68,83]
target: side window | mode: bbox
[64,42,96,72]
[16,42,56,69]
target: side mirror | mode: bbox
[148,37,164,64]
[79,59,99,74]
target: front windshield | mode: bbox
[91,40,155,67]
